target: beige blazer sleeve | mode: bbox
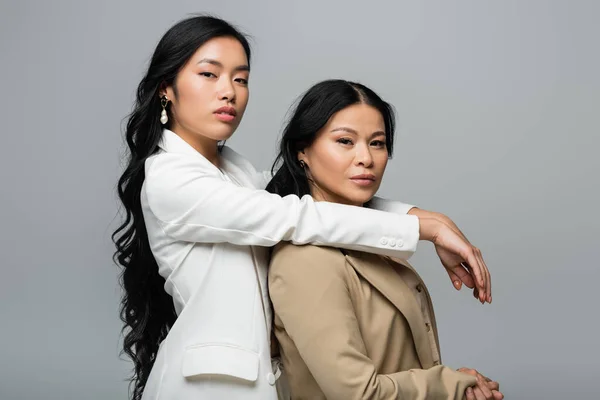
[269,247,476,400]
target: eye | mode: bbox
[337,138,354,145]
[234,77,249,85]
[370,140,387,148]
[199,72,217,78]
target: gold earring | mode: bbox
[160,96,169,125]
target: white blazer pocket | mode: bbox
[182,344,260,382]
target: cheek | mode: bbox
[312,146,351,176]
[178,76,210,110]
[236,89,250,113]
[377,155,389,174]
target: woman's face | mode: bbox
[162,36,250,151]
[298,103,389,207]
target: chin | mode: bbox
[342,194,375,207]
[208,125,237,142]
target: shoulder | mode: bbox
[269,243,348,282]
[143,152,221,221]
[221,145,258,175]
[271,242,346,264]
[144,152,220,193]
[146,151,216,177]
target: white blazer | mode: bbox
[140,129,420,400]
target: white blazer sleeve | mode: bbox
[144,154,420,259]
[253,169,274,190]
[367,196,416,215]
[255,169,416,215]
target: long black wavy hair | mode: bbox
[265,79,396,198]
[111,15,251,400]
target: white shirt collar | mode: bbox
[157,128,234,176]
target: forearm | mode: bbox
[409,208,468,241]
[389,365,477,400]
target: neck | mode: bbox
[170,125,221,168]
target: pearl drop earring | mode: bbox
[160,96,169,125]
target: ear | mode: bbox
[297,149,307,165]
[159,82,173,100]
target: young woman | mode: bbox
[267,79,502,400]
[112,15,492,400]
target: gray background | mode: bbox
[1,0,598,399]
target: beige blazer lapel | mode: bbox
[344,251,435,368]
[388,257,442,357]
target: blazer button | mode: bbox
[380,238,388,245]
[416,284,423,293]
[433,360,440,366]
[425,322,431,332]
[266,372,276,386]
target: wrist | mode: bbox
[418,217,442,242]
[427,210,448,225]
[409,208,446,223]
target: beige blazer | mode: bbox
[269,243,477,400]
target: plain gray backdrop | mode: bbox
[1,0,598,399]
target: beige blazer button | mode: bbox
[416,284,423,292]
[425,322,431,332]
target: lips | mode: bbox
[214,106,237,117]
[350,173,377,187]
[350,174,376,181]
[214,106,237,123]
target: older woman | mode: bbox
[268,79,502,400]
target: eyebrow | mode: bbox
[331,127,386,138]
[197,58,250,72]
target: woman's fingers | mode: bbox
[475,373,494,399]
[475,248,492,303]
[459,368,500,400]
[465,249,490,304]
[464,250,486,302]
[446,263,476,289]
[466,387,476,400]
[445,268,463,290]
[486,380,500,390]
[472,386,490,400]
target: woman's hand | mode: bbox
[417,215,492,304]
[434,243,491,304]
[424,211,490,302]
[458,367,503,400]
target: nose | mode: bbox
[217,77,235,103]
[355,143,374,167]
